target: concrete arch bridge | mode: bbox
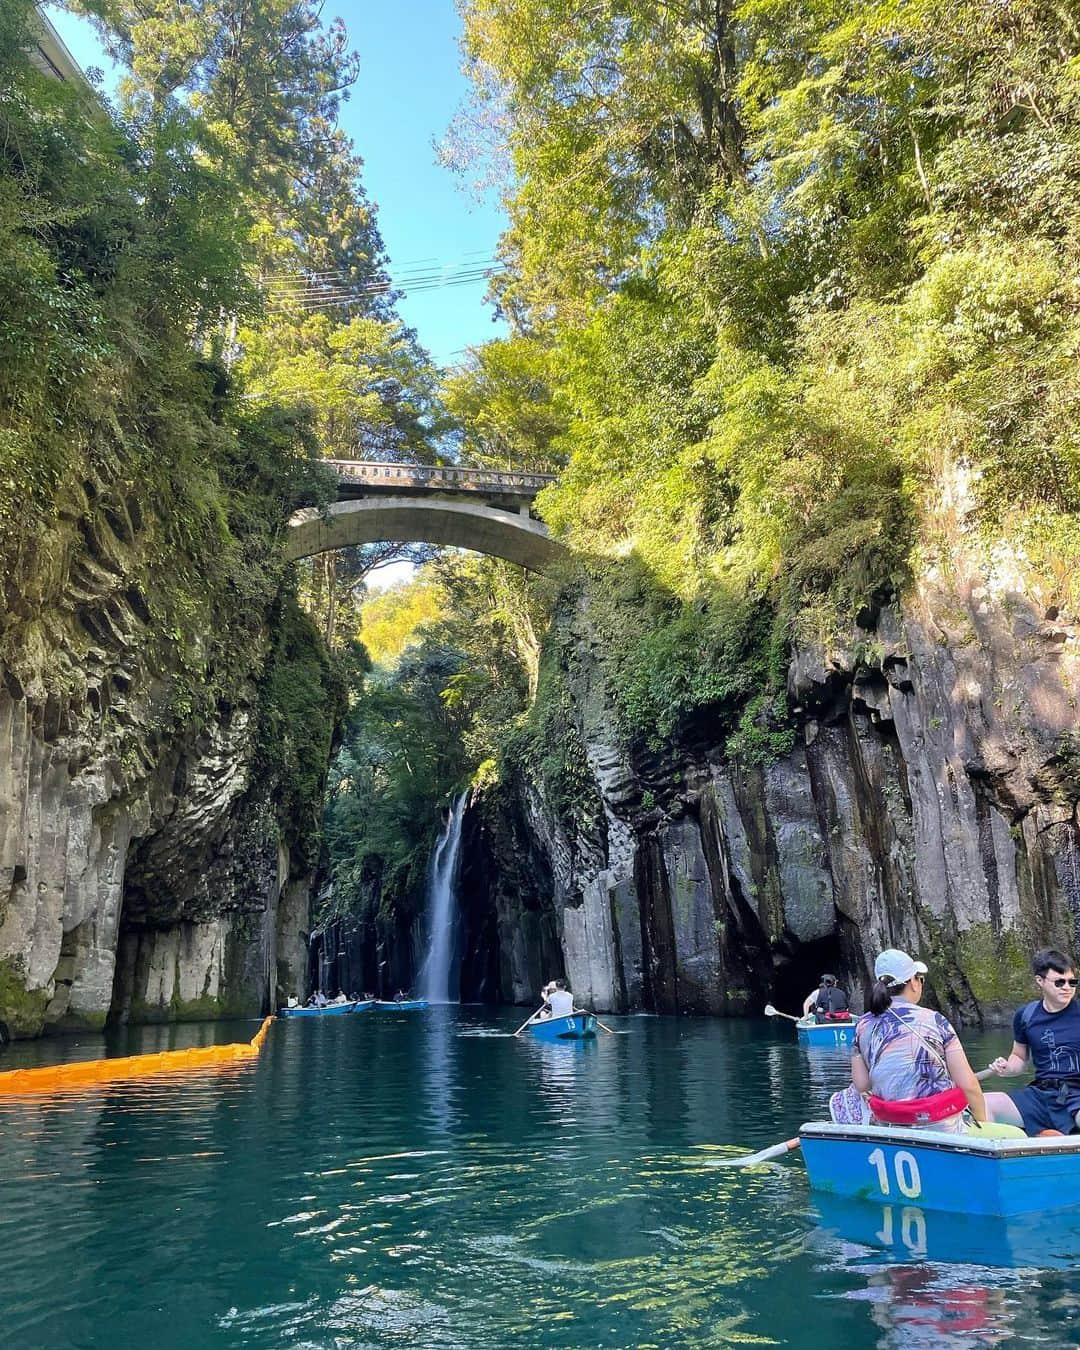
[287,460,565,573]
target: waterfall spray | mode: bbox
[418,793,467,1003]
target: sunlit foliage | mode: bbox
[450,0,1080,755]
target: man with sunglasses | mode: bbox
[985,948,1080,1135]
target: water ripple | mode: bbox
[1,1009,1077,1345]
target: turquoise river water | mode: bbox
[1,1007,1079,1347]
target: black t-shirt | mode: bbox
[815,985,849,1013]
[1015,999,1080,1084]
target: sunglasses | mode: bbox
[1046,977,1079,989]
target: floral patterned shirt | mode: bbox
[855,999,957,1102]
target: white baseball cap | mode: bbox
[874,949,928,986]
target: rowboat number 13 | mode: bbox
[868,1147,922,1198]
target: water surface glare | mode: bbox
[1,1009,1078,1346]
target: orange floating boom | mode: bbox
[0,1015,274,1097]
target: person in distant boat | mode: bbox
[535,981,556,1019]
[851,949,987,1133]
[802,974,851,1021]
[548,980,575,1019]
[287,996,299,1009]
[395,990,409,1003]
[313,990,328,1009]
[330,992,348,1005]
[983,947,1080,1135]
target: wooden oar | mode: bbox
[512,1005,546,1037]
[764,1003,802,1023]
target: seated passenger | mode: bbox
[985,947,1080,1135]
[802,974,851,1022]
[548,980,575,1019]
[852,949,986,1134]
[532,982,556,1020]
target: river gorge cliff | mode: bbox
[0,452,341,1039]
[459,561,1080,1028]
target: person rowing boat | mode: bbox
[802,973,851,1022]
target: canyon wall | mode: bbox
[0,469,334,1038]
[469,569,1080,1027]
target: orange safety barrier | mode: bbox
[0,1015,274,1097]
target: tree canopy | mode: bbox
[444,0,1080,755]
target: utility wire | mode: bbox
[262,254,503,304]
[266,268,499,298]
[267,259,500,289]
[266,268,502,311]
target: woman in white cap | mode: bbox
[851,948,988,1132]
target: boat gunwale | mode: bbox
[278,999,375,1016]
[800,1120,1080,1158]
[526,1012,598,1038]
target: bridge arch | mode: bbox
[286,497,565,574]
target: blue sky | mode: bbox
[46,2,508,368]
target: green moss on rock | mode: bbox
[0,957,50,1038]
[50,1008,109,1035]
[953,924,1033,1010]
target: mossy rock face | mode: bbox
[954,925,1034,1011]
[49,1009,109,1035]
[0,958,50,1038]
[121,991,259,1025]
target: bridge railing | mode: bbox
[324,460,556,494]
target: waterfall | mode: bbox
[418,793,467,1003]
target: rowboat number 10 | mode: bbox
[868,1147,922,1198]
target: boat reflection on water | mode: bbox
[812,1191,1080,1269]
[810,1194,1080,1343]
[529,1036,598,1105]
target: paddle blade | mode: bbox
[764,1004,779,1017]
[712,1138,801,1168]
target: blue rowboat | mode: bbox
[796,1016,855,1048]
[800,1121,1080,1217]
[376,1000,429,1011]
[526,1013,597,1042]
[278,999,375,1018]
[813,1191,1080,1270]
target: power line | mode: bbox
[263,253,503,301]
[265,265,503,311]
[266,266,499,296]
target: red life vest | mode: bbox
[868,1086,968,1125]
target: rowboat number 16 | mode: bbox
[868,1148,922,1198]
